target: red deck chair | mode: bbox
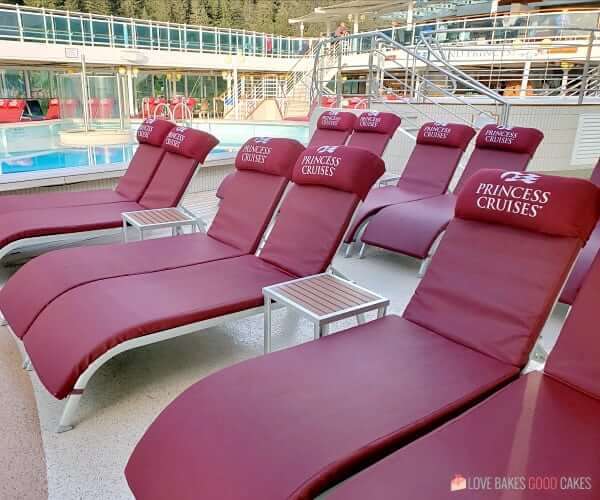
[125,170,600,500]
[559,157,600,305]
[346,111,402,157]
[0,138,304,339]
[98,97,114,119]
[62,98,78,118]
[215,110,356,200]
[331,247,600,500]
[45,98,60,120]
[359,125,543,270]
[0,119,175,215]
[15,146,384,432]
[345,122,475,246]
[0,125,218,262]
[0,99,26,123]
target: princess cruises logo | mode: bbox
[500,171,541,184]
[254,137,271,144]
[316,145,339,154]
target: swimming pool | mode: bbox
[0,121,309,175]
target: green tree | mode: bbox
[81,0,110,15]
[118,0,137,18]
[62,0,81,11]
[146,0,169,22]
[188,0,209,25]
[24,0,59,8]
[170,0,187,23]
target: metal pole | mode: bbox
[367,43,374,109]
[80,54,90,132]
[336,43,342,107]
[578,30,595,105]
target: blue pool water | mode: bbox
[0,121,309,175]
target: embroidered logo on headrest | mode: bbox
[240,138,272,164]
[301,147,342,177]
[500,171,540,185]
[137,120,156,139]
[484,126,518,145]
[165,128,187,148]
[316,145,339,154]
[359,112,382,128]
[254,137,272,144]
[475,172,550,218]
[422,123,451,140]
[321,112,342,127]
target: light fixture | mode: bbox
[176,72,183,81]
[560,61,575,70]
[118,66,127,75]
[132,67,139,77]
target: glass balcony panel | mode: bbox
[255,35,264,55]
[158,26,168,49]
[69,17,83,44]
[21,12,46,41]
[0,10,18,40]
[202,30,216,52]
[52,15,69,43]
[2,69,26,97]
[186,29,200,51]
[92,19,110,45]
[112,22,127,47]
[169,28,180,49]
[81,18,93,44]
[135,24,151,48]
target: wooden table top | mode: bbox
[124,207,193,226]
[267,274,384,317]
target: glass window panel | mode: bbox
[92,19,109,45]
[2,70,26,97]
[158,26,168,48]
[135,24,151,48]
[169,28,180,49]
[113,22,125,46]
[0,10,18,40]
[255,35,264,54]
[81,19,93,44]
[21,12,46,41]
[29,70,54,98]
[186,29,200,51]
[69,17,83,44]
[202,30,215,51]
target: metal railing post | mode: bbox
[579,29,596,104]
[336,43,343,107]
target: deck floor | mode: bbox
[0,190,570,500]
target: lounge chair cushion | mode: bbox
[23,255,293,399]
[456,169,600,240]
[329,372,600,500]
[476,124,544,155]
[0,190,132,215]
[115,119,175,200]
[161,126,219,162]
[0,232,247,339]
[546,251,600,399]
[125,315,519,500]
[292,145,385,200]
[0,202,141,249]
[352,111,402,135]
[362,194,457,258]
[315,110,356,131]
[416,122,475,150]
[235,137,304,177]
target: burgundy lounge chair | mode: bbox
[125,169,599,500]
[0,119,175,215]
[14,145,384,432]
[0,137,305,340]
[344,121,476,247]
[559,157,600,305]
[346,110,402,156]
[0,125,218,262]
[215,110,356,199]
[330,245,600,500]
[358,124,544,271]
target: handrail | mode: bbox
[172,101,193,126]
[153,103,172,121]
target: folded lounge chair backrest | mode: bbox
[454,125,544,192]
[115,119,176,201]
[403,169,600,368]
[307,111,357,149]
[139,126,219,209]
[398,122,475,193]
[207,137,305,254]
[346,111,402,157]
[260,145,385,276]
[546,250,600,400]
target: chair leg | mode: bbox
[418,256,431,278]
[343,243,353,258]
[358,242,367,259]
[57,390,84,433]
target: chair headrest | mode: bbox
[49,98,59,105]
[475,124,543,155]
[8,99,23,108]
[456,169,600,240]
[162,126,219,163]
[416,122,476,150]
[236,137,305,178]
[316,111,357,131]
[292,145,385,200]
[353,111,401,135]
[136,119,176,146]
